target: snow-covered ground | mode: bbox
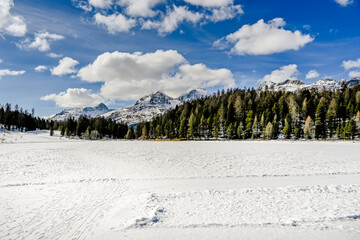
[0,131,359,239]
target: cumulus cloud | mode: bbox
[0,0,27,37]
[306,70,320,79]
[342,58,360,70]
[17,31,64,52]
[142,5,202,35]
[51,57,79,76]
[89,0,112,8]
[94,13,136,33]
[118,0,164,17]
[0,69,25,79]
[214,18,314,55]
[261,64,299,84]
[184,0,233,7]
[77,50,234,100]
[342,58,360,78]
[334,0,353,7]
[206,4,243,22]
[41,88,104,108]
[35,65,47,72]
[47,52,63,58]
[349,70,360,78]
[73,0,243,35]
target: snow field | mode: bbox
[0,131,360,239]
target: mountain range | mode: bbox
[258,77,360,92]
[47,89,205,125]
[47,103,113,122]
[48,78,360,125]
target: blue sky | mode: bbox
[0,0,359,116]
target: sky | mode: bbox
[0,0,360,117]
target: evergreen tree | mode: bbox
[345,119,357,140]
[304,116,313,139]
[283,116,291,139]
[315,97,326,139]
[125,127,135,140]
[237,122,244,139]
[245,110,253,139]
[264,122,273,140]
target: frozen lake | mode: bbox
[0,131,360,239]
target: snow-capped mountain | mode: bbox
[259,79,306,92]
[102,89,204,125]
[47,103,112,121]
[258,78,359,92]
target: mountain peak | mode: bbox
[94,103,109,110]
[103,89,203,125]
[48,103,111,121]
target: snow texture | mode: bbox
[47,103,112,121]
[0,131,359,239]
[259,78,360,92]
[102,89,204,125]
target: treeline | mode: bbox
[0,103,129,139]
[0,103,48,131]
[52,116,129,139]
[136,85,360,140]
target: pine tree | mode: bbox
[283,116,291,139]
[252,115,259,139]
[326,98,337,138]
[227,123,234,139]
[179,118,187,139]
[315,97,326,139]
[294,127,300,139]
[125,127,135,140]
[187,112,196,139]
[304,116,313,139]
[245,110,253,139]
[237,122,243,139]
[142,125,148,139]
[345,119,357,140]
[264,122,273,140]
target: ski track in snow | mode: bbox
[0,131,360,239]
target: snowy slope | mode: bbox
[102,89,204,125]
[1,132,360,240]
[259,78,359,92]
[47,103,112,121]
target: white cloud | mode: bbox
[0,58,3,63]
[47,52,63,58]
[118,0,164,17]
[261,64,299,84]
[77,50,234,100]
[214,18,314,55]
[73,0,243,35]
[349,70,360,78]
[342,58,360,70]
[0,69,25,79]
[334,0,353,7]
[72,0,92,11]
[89,0,112,8]
[17,31,64,52]
[206,4,243,22]
[184,0,233,7]
[41,88,104,108]
[35,65,47,72]
[142,5,202,35]
[51,57,79,76]
[306,69,320,79]
[94,13,136,33]
[303,25,311,30]
[0,0,27,37]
